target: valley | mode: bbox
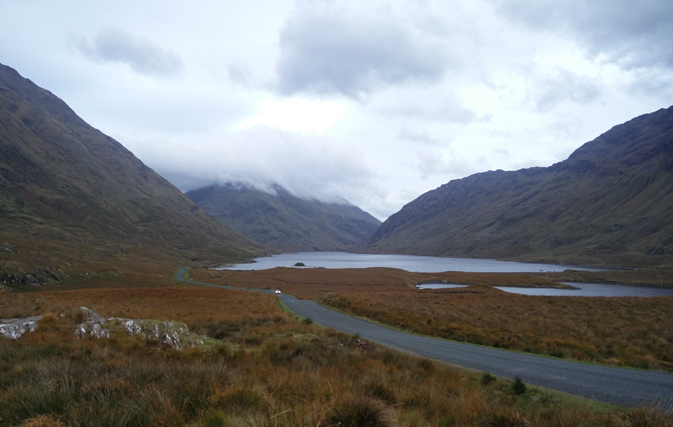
[2,60,673,426]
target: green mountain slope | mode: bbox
[187,183,381,252]
[0,63,265,278]
[364,106,673,267]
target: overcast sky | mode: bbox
[1,0,672,220]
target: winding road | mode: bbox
[176,267,673,410]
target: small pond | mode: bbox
[420,282,673,297]
[495,282,673,297]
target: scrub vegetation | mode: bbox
[2,286,672,427]
[191,267,673,371]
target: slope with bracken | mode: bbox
[187,183,381,252]
[364,106,673,267]
[0,63,265,286]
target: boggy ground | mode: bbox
[2,285,672,427]
[191,267,673,371]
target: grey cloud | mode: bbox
[274,10,448,99]
[228,65,252,87]
[398,128,440,145]
[493,0,673,70]
[415,149,474,181]
[627,70,673,100]
[73,28,183,77]
[138,126,374,206]
[532,69,602,112]
[382,102,479,123]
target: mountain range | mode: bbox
[0,63,265,283]
[187,183,381,252]
[364,106,673,267]
[3,59,672,277]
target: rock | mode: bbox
[3,307,208,350]
[0,316,41,339]
[106,318,204,350]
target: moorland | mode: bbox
[3,278,673,427]
[3,61,673,427]
[190,267,673,371]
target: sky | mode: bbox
[1,0,672,220]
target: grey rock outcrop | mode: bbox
[2,307,209,350]
[0,316,40,339]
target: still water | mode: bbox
[416,283,469,290]
[418,282,673,297]
[220,251,604,273]
[495,282,673,297]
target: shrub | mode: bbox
[302,318,313,325]
[327,396,391,427]
[202,410,228,427]
[481,372,496,386]
[483,410,530,427]
[439,415,457,427]
[512,377,527,395]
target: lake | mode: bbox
[219,251,605,273]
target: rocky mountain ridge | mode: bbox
[364,106,673,267]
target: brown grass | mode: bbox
[189,267,566,300]
[190,267,673,370]
[0,286,281,324]
[2,288,671,427]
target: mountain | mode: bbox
[0,63,265,280]
[364,106,673,267]
[186,183,381,252]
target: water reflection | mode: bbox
[495,282,673,297]
[220,252,605,273]
[416,283,469,290]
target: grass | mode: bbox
[189,267,673,371]
[318,290,673,371]
[2,287,672,427]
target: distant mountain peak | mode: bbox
[187,182,380,252]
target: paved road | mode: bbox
[176,267,673,409]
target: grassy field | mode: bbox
[3,285,672,427]
[190,267,673,371]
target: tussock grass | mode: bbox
[2,288,671,426]
[0,286,280,324]
[319,291,673,371]
[189,267,673,371]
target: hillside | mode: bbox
[187,183,381,252]
[0,63,265,284]
[364,106,673,267]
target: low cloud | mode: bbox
[73,28,183,77]
[127,126,374,205]
[274,5,449,99]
